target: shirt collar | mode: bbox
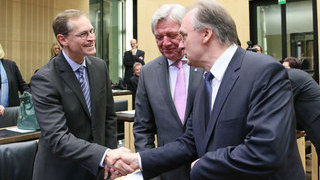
[62,50,87,72]
[167,56,187,66]
[208,44,238,81]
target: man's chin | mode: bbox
[85,49,96,56]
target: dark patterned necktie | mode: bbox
[204,72,214,128]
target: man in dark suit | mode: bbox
[108,1,305,179]
[133,4,203,180]
[31,9,132,180]
[123,39,145,87]
[127,62,142,109]
[286,67,320,161]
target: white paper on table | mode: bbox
[6,127,37,133]
[123,171,143,180]
[119,110,135,115]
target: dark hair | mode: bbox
[283,57,301,69]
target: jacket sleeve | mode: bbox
[135,50,145,65]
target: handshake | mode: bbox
[104,147,140,180]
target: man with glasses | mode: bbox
[133,4,203,180]
[31,9,133,180]
[107,0,305,179]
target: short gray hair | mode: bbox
[151,4,187,34]
[192,0,238,45]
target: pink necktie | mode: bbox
[174,60,187,124]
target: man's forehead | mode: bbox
[69,16,92,30]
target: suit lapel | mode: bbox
[203,48,244,148]
[56,54,91,118]
[85,57,96,118]
[157,56,183,126]
[185,67,203,124]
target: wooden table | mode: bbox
[113,90,133,110]
[112,89,132,96]
[0,127,40,145]
[116,110,135,151]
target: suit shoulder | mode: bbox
[242,52,283,72]
[137,49,145,53]
[1,59,17,66]
[142,55,165,69]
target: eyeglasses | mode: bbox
[154,32,180,41]
[74,28,96,40]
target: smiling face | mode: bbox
[57,15,96,64]
[154,19,184,61]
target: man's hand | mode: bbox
[117,151,140,170]
[191,158,199,169]
[104,150,140,179]
[104,147,133,179]
[131,49,136,56]
[0,105,5,116]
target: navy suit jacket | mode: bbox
[140,47,305,180]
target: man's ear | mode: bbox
[57,34,68,47]
[202,28,213,44]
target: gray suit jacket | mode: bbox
[30,53,117,180]
[133,55,203,179]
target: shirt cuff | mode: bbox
[100,148,110,167]
[137,152,143,171]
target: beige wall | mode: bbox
[137,0,250,64]
[0,0,89,83]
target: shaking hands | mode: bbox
[104,147,140,180]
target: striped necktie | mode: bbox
[78,66,91,116]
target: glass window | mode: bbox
[89,0,125,83]
[286,0,313,71]
[256,4,282,60]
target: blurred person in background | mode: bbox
[50,42,61,60]
[253,44,263,53]
[283,56,320,162]
[282,56,301,69]
[0,43,30,126]
[127,62,142,109]
[123,39,145,87]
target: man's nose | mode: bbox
[178,40,185,50]
[162,36,172,46]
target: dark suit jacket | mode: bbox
[287,68,320,161]
[128,75,139,109]
[30,53,117,180]
[123,49,145,85]
[139,47,305,180]
[0,59,30,106]
[134,55,204,180]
